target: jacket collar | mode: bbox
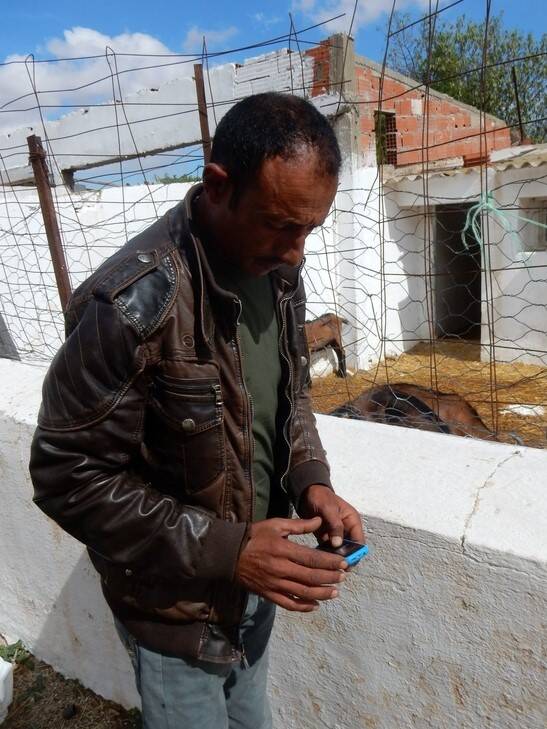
[166,185,214,348]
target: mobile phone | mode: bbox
[316,539,369,567]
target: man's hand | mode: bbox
[235,516,347,612]
[298,485,365,548]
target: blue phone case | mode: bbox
[345,544,369,566]
[316,540,369,566]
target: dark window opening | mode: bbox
[375,111,397,165]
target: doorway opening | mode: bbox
[434,203,482,340]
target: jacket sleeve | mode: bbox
[29,293,248,585]
[285,281,334,507]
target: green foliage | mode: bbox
[0,640,33,668]
[387,11,546,142]
[154,173,201,184]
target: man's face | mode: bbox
[203,151,338,276]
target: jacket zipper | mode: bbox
[278,298,294,493]
[211,383,223,413]
[232,299,256,663]
[232,297,256,523]
[277,263,303,493]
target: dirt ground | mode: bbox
[3,647,140,729]
[310,340,547,449]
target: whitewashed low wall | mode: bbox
[0,359,545,728]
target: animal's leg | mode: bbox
[334,346,347,378]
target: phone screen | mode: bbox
[316,539,367,557]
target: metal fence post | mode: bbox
[27,134,72,313]
[193,64,212,165]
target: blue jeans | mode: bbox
[115,594,275,729]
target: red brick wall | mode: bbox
[304,44,512,166]
[355,65,511,165]
[305,41,331,98]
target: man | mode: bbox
[30,92,365,728]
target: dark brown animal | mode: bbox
[304,313,348,377]
[330,382,495,440]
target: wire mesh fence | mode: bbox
[1,5,546,448]
[307,171,547,449]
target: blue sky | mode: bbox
[2,1,544,64]
[0,1,544,139]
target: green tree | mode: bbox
[387,12,546,143]
[154,173,201,184]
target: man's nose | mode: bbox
[279,233,307,267]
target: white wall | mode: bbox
[481,167,547,366]
[0,183,194,360]
[1,359,545,728]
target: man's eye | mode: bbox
[266,221,318,233]
[267,221,295,231]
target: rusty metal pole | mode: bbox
[193,64,212,165]
[27,134,72,312]
[511,66,525,145]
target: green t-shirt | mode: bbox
[208,251,281,522]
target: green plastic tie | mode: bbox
[461,192,546,264]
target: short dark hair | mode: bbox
[210,92,341,202]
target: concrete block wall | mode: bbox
[234,48,315,97]
[1,358,545,728]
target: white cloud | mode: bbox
[45,27,173,58]
[181,26,238,53]
[252,12,283,27]
[297,0,430,33]
[0,25,236,136]
[292,0,317,12]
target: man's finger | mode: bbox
[278,541,347,572]
[347,523,366,545]
[282,563,346,588]
[275,579,339,602]
[262,590,318,612]
[274,516,322,537]
[268,555,346,585]
[342,511,366,545]
[319,504,344,547]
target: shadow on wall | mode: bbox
[0,313,20,361]
[31,551,139,710]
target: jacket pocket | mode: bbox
[147,376,225,493]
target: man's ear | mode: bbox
[202,163,231,204]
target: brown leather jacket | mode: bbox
[29,185,332,662]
